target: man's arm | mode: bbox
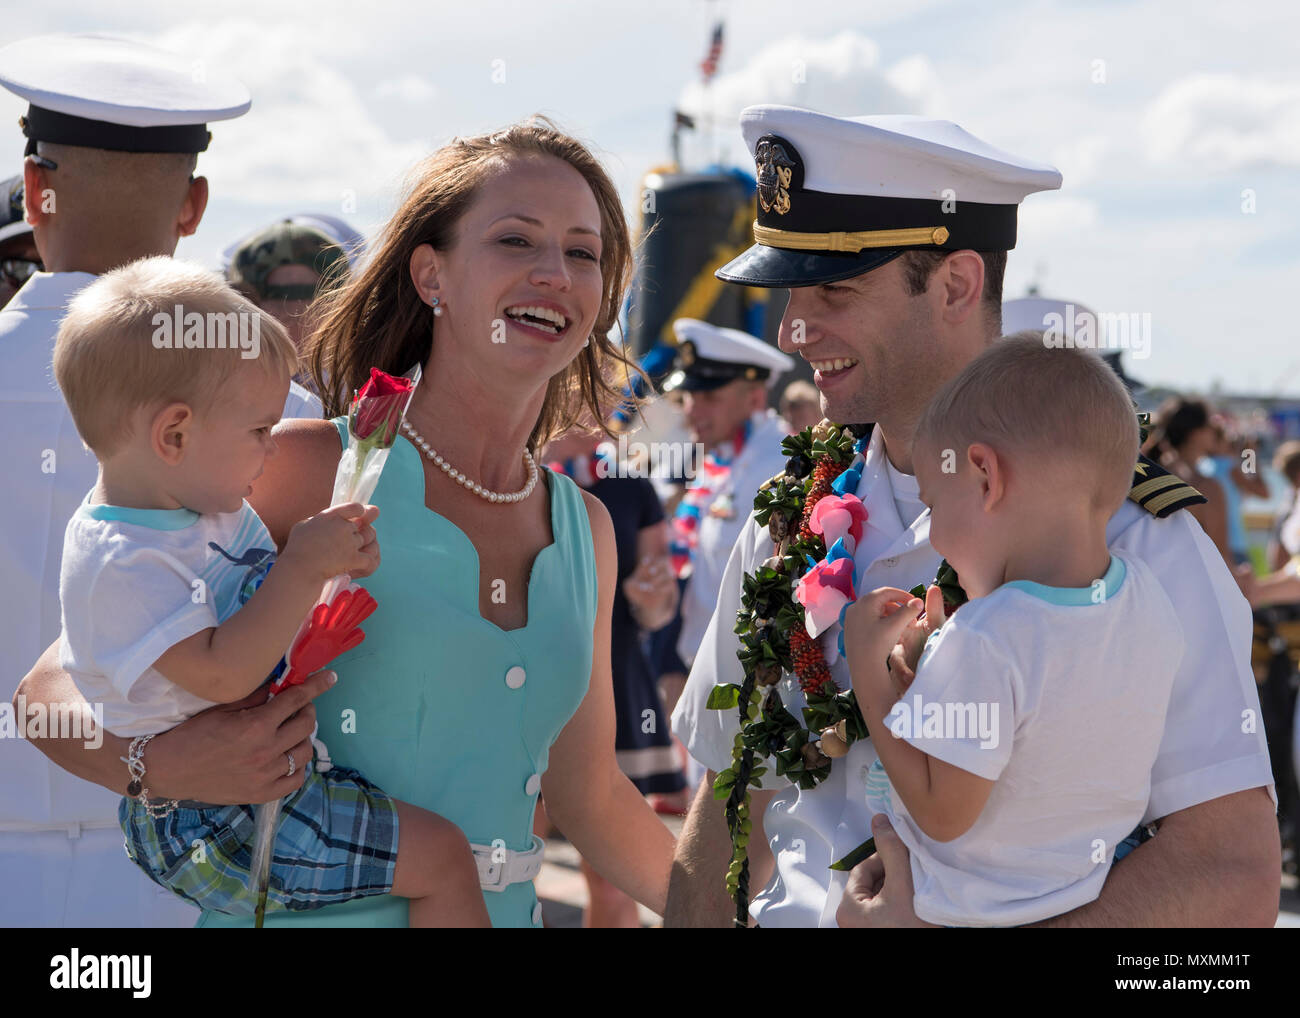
[14,638,332,804]
[665,773,776,927]
[839,788,1280,927]
[1033,787,1280,927]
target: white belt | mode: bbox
[471,835,545,892]
[0,818,121,837]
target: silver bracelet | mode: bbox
[121,734,179,819]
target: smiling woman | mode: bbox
[222,117,676,927]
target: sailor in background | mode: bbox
[0,33,256,927]
[0,175,40,307]
[651,319,792,766]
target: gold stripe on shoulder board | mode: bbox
[758,470,787,493]
[1128,454,1206,518]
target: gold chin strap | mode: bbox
[752,222,950,253]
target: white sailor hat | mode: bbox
[0,34,250,156]
[1002,295,1098,341]
[718,105,1062,288]
[1002,295,1142,392]
[662,318,795,392]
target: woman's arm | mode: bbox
[622,520,678,632]
[251,418,343,548]
[1189,476,1232,566]
[541,491,676,916]
[14,639,334,804]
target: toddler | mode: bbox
[54,257,489,927]
[843,333,1184,927]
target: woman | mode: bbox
[1143,397,1231,566]
[16,118,675,927]
[541,421,684,926]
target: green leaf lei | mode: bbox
[707,420,967,927]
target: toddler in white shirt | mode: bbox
[53,257,488,926]
[843,333,1184,927]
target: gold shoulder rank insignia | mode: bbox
[1127,454,1207,518]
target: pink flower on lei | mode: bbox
[808,493,869,555]
[794,557,856,638]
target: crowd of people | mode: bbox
[0,32,1291,929]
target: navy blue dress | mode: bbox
[586,474,687,795]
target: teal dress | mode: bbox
[198,418,597,928]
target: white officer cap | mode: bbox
[1002,296,1099,342]
[0,34,250,156]
[1002,295,1142,392]
[662,318,794,392]
[718,105,1062,288]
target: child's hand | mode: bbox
[885,584,947,698]
[281,503,380,583]
[842,587,923,708]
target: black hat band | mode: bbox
[753,133,1019,253]
[20,105,212,156]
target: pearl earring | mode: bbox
[431,296,444,318]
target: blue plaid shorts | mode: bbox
[121,764,399,917]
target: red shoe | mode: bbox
[648,792,689,816]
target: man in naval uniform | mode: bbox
[664,319,795,667]
[0,34,309,927]
[651,320,792,749]
[667,106,1279,927]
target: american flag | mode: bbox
[700,23,724,81]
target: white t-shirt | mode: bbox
[58,498,278,736]
[865,551,1183,927]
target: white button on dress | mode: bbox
[525,773,542,796]
[505,666,526,689]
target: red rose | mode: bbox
[352,368,416,443]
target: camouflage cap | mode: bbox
[227,219,348,301]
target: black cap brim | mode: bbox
[661,369,731,394]
[716,242,906,288]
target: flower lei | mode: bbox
[706,420,967,926]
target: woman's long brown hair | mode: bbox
[304,116,643,453]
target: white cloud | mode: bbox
[145,21,428,212]
[1144,73,1300,172]
[673,31,943,169]
[373,74,438,104]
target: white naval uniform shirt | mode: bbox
[677,410,791,667]
[672,426,1277,928]
[0,272,320,927]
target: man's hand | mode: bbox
[145,669,338,804]
[836,813,936,928]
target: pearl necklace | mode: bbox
[401,419,539,504]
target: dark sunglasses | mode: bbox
[1,257,42,289]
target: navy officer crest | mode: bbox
[755,135,800,216]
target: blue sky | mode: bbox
[3,0,1298,394]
